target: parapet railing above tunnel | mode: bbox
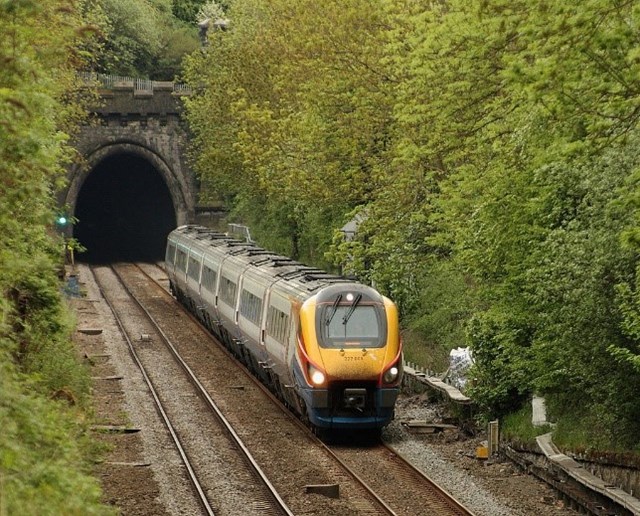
[78,72,191,95]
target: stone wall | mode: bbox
[61,80,196,226]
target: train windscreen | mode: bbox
[319,304,386,348]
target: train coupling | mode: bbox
[343,388,366,411]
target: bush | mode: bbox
[0,348,111,515]
[466,309,534,419]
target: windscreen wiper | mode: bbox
[325,294,342,325]
[342,294,362,325]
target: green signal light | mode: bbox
[57,216,67,225]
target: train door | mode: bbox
[237,269,267,356]
[174,241,189,296]
[200,256,219,331]
[217,256,243,347]
[237,268,269,377]
[264,287,294,379]
[186,246,203,316]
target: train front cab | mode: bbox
[293,284,402,430]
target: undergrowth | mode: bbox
[0,258,113,515]
[401,328,450,373]
[499,405,553,445]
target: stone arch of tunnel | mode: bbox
[71,147,181,263]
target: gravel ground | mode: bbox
[94,264,280,516]
[71,263,578,515]
[385,393,577,515]
[74,265,199,515]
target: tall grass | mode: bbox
[500,405,553,445]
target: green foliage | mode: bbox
[196,0,226,22]
[10,255,91,398]
[407,260,476,355]
[183,0,394,262]
[185,0,640,450]
[172,0,210,23]
[0,0,112,512]
[154,25,200,80]
[90,0,200,79]
[466,309,534,418]
[93,0,163,76]
[1,361,111,515]
[400,328,450,373]
[613,171,640,376]
[500,405,554,446]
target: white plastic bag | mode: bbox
[448,347,473,391]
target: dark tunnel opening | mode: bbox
[74,152,177,263]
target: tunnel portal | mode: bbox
[74,152,177,263]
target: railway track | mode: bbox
[92,264,293,516]
[326,442,473,516]
[136,260,632,516]
[134,262,475,515]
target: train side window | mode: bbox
[279,311,289,342]
[266,306,289,344]
[188,256,201,281]
[202,266,217,292]
[176,249,187,272]
[240,289,262,325]
[219,276,237,307]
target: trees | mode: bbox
[172,0,230,24]
[172,0,208,23]
[0,1,112,512]
[183,0,394,262]
[391,0,640,445]
[184,0,640,448]
[89,0,199,79]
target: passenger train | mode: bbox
[165,225,403,431]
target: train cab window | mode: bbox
[165,244,176,265]
[202,266,217,293]
[266,306,290,344]
[176,249,187,272]
[219,276,237,307]
[187,255,201,281]
[240,289,262,325]
[319,304,386,348]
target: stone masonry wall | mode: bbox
[61,82,196,226]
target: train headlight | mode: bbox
[308,364,326,386]
[383,365,399,384]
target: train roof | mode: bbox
[170,225,351,293]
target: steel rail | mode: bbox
[381,442,475,516]
[139,262,474,515]
[92,266,215,516]
[137,264,395,514]
[111,264,294,516]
